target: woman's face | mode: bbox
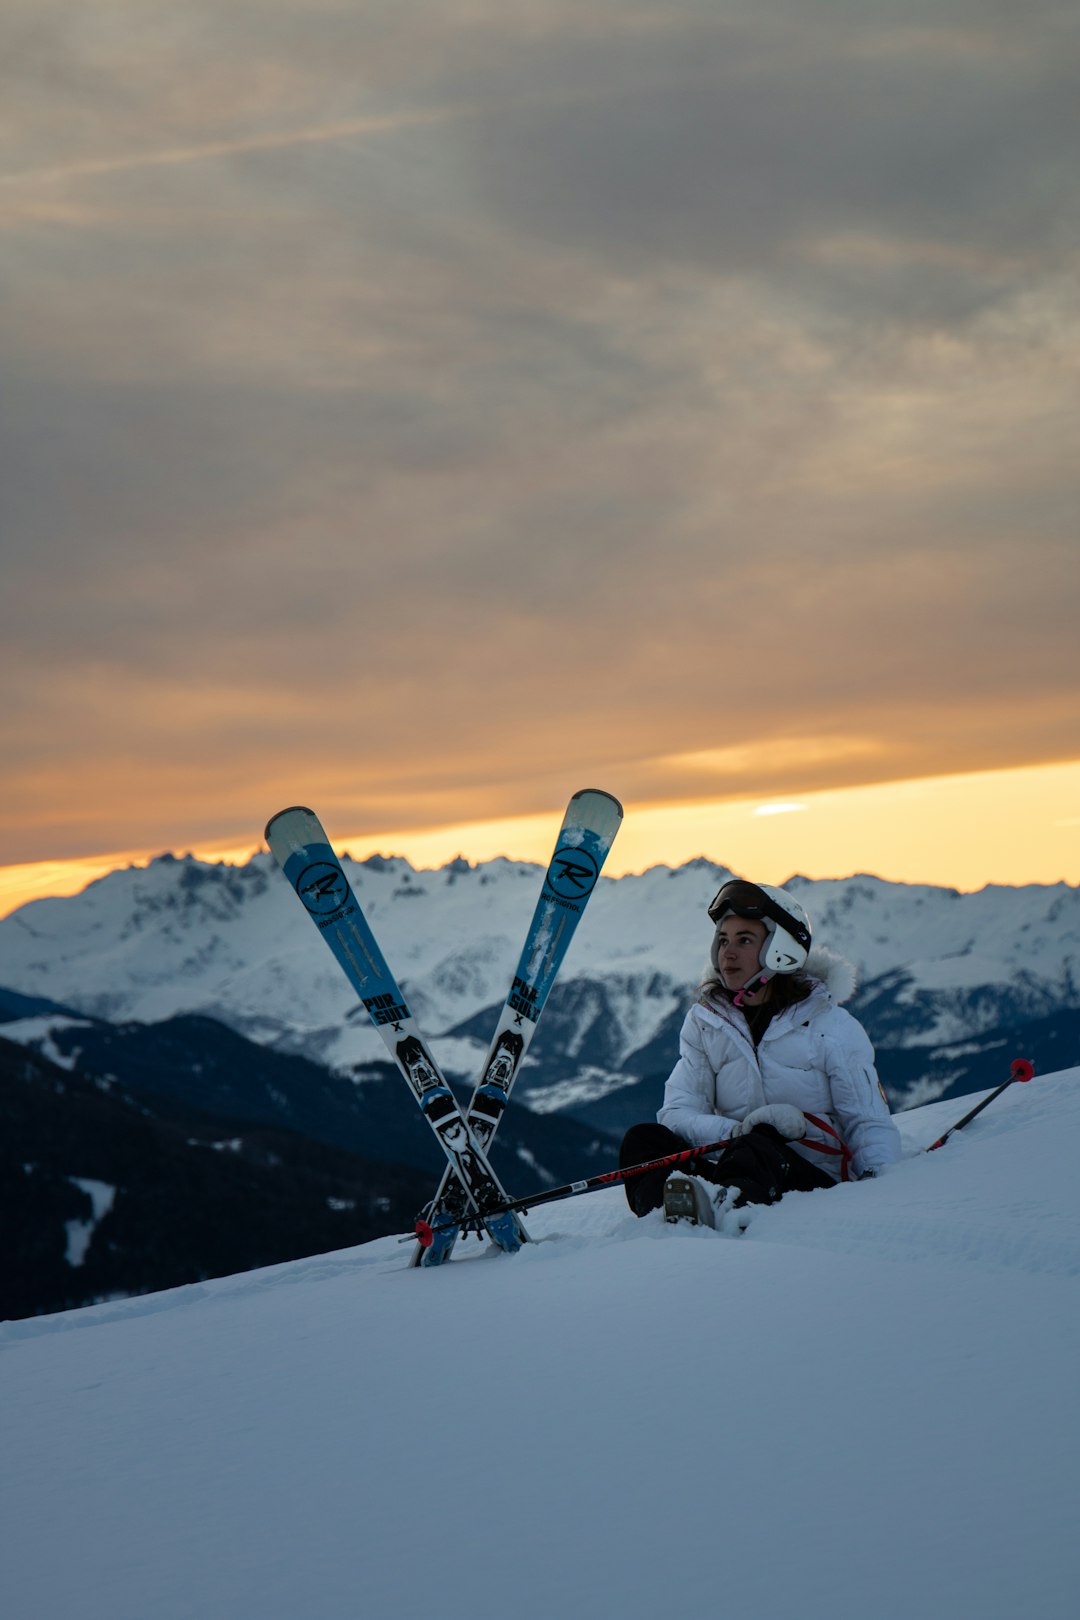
[714,914,768,991]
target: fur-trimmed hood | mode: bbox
[804,946,858,1005]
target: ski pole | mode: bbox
[926,1057,1035,1152]
[414,1135,732,1247]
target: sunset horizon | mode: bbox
[3,3,1077,930]
[3,756,1077,919]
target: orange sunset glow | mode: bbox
[2,760,1077,920]
[1,4,1077,922]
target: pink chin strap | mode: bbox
[733,969,774,1008]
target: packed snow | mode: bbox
[3,1066,1078,1620]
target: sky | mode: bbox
[2,0,1078,913]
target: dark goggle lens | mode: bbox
[708,880,810,953]
[707,881,767,925]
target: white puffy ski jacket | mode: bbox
[657,950,901,1180]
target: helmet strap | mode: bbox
[734,968,774,1009]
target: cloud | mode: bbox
[443,9,1077,297]
[0,107,474,190]
[1,0,1078,864]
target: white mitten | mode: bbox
[731,1104,807,1140]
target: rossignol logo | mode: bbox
[296,862,350,917]
[546,846,600,903]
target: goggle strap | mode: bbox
[709,881,810,952]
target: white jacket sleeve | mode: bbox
[820,1010,901,1175]
[657,1009,740,1147]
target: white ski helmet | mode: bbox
[707,879,812,976]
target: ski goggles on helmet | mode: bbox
[707,879,812,972]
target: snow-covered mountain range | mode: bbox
[4,1065,1078,1620]
[1,850,1078,1116]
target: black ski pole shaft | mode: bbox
[926,1057,1035,1152]
[415,1136,732,1246]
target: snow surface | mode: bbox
[2,1015,92,1071]
[64,1178,117,1266]
[3,1070,1079,1620]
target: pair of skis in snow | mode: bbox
[265,790,623,1267]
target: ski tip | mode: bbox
[1011,1058,1035,1083]
[573,788,624,819]
[264,806,317,843]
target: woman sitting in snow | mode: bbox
[620,879,901,1226]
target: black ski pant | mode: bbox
[619,1121,834,1217]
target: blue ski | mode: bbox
[413,788,623,1266]
[264,806,527,1256]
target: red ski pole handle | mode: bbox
[927,1056,1035,1151]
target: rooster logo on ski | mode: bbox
[546,845,600,903]
[296,861,350,918]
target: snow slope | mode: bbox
[3,1069,1078,1620]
